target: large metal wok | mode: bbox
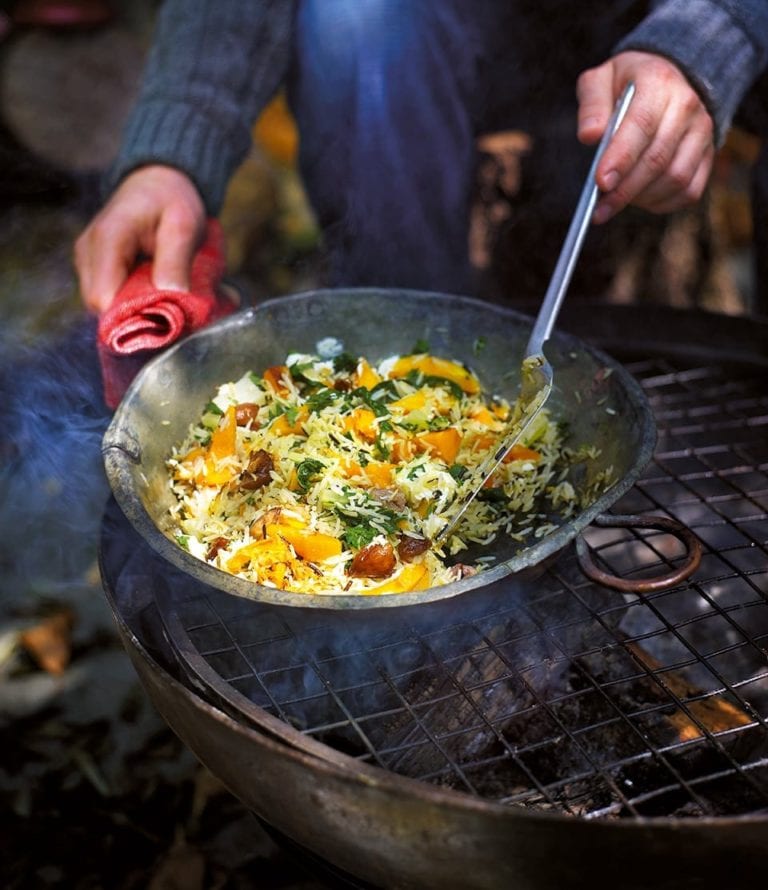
[102,288,662,608]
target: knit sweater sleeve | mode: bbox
[106,0,296,214]
[613,0,768,143]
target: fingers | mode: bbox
[605,128,714,217]
[152,208,205,291]
[75,215,141,314]
[73,165,206,314]
[576,63,616,146]
[576,52,715,223]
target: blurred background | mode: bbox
[0,1,763,888]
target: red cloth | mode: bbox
[97,219,235,409]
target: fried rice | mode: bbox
[165,345,604,595]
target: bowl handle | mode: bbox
[575,513,702,593]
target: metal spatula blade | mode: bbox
[435,82,635,549]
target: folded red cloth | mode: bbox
[97,219,236,409]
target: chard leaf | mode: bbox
[343,524,378,550]
[333,352,358,373]
[296,458,326,491]
[306,387,339,412]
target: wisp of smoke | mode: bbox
[0,316,112,602]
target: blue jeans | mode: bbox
[288,0,646,294]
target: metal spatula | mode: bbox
[435,82,636,549]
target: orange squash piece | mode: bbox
[363,462,395,487]
[368,563,431,594]
[271,405,309,436]
[389,355,480,394]
[390,390,427,413]
[263,365,291,396]
[470,406,497,426]
[277,527,343,562]
[342,407,378,441]
[340,458,363,477]
[502,444,541,464]
[417,428,462,464]
[353,357,382,390]
[209,405,237,460]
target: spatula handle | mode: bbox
[526,81,635,357]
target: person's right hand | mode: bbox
[74,164,207,314]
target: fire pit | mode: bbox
[100,303,768,890]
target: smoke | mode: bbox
[0,316,112,604]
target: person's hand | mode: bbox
[576,51,715,224]
[74,164,206,313]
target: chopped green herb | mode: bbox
[296,458,326,491]
[373,433,391,461]
[403,369,463,400]
[333,352,358,373]
[306,387,339,412]
[349,386,391,417]
[343,524,378,550]
[288,361,316,383]
[478,487,508,503]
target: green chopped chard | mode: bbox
[333,352,358,373]
[404,369,464,400]
[201,400,225,430]
[306,387,339,412]
[368,379,401,402]
[478,487,508,503]
[410,338,430,354]
[288,361,316,383]
[330,487,402,534]
[296,458,326,491]
[373,433,391,461]
[449,464,468,481]
[349,385,392,417]
[176,534,190,551]
[427,415,451,431]
[343,524,378,550]
[248,371,263,387]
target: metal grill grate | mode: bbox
[154,354,768,820]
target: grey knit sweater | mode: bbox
[108,0,768,214]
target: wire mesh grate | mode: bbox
[156,355,768,820]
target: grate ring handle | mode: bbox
[575,513,702,593]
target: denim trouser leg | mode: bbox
[288,0,491,293]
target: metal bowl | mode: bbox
[102,288,656,608]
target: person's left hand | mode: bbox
[576,51,715,223]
